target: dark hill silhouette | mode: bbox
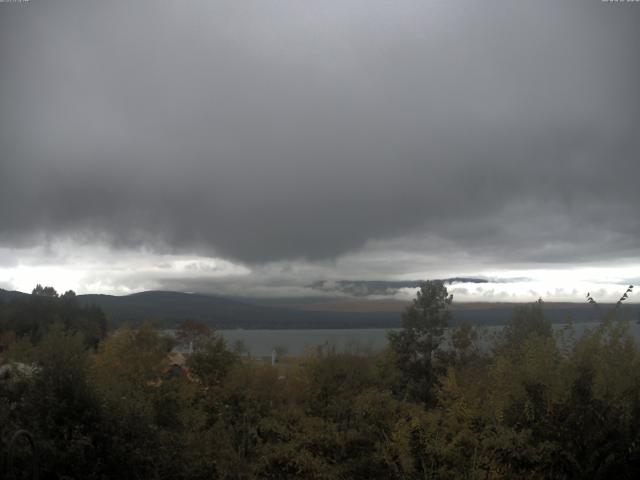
[2,288,638,329]
[0,289,29,301]
[75,291,400,329]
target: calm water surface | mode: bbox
[217,321,640,357]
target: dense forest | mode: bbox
[1,282,640,479]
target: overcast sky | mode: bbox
[1,0,639,302]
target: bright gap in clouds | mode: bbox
[0,242,638,303]
[0,242,250,295]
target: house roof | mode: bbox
[167,351,187,367]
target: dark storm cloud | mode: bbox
[1,0,639,265]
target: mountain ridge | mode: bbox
[3,288,639,329]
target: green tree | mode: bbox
[31,284,58,298]
[176,318,213,351]
[188,333,237,387]
[388,280,452,404]
[90,323,173,477]
[9,324,103,478]
[500,299,552,350]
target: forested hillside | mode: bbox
[1,282,640,478]
[3,288,637,330]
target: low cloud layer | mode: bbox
[1,1,639,296]
[1,241,639,304]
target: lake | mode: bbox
[217,321,640,357]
